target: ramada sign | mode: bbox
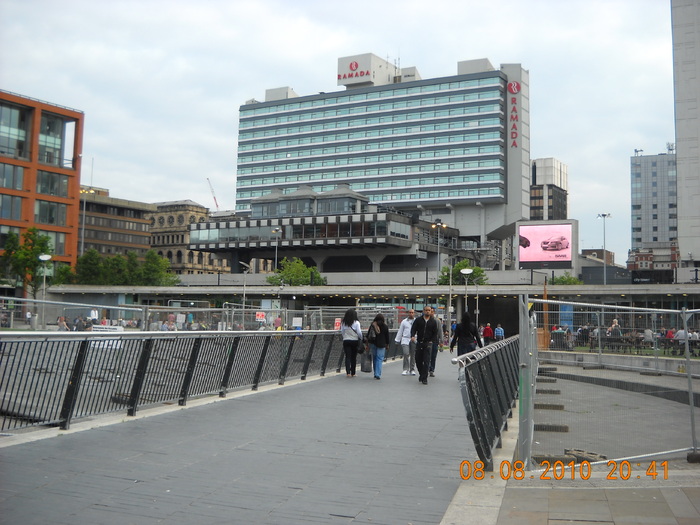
[338,60,370,80]
[508,81,520,148]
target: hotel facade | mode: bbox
[195,54,530,274]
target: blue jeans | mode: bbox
[371,345,386,377]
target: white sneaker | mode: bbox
[410,371,416,376]
[402,370,408,375]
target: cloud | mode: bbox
[0,0,674,263]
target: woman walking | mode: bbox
[449,312,483,356]
[340,309,363,377]
[368,313,390,380]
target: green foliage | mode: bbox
[75,249,104,284]
[437,260,488,286]
[550,272,583,285]
[140,250,180,286]
[64,249,179,286]
[0,228,52,299]
[266,257,326,286]
[52,263,76,285]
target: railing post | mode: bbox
[127,338,155,416]
[278,335,296,385]
[252,335,272,391]
[58,339,91,430]
[301,334,317,380]
[320,334,336,376]
[219,336,240,397]
[178,337,203,406]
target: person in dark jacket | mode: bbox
[450,312,483,356]
[410,306,439,385]
[368,313,390,380]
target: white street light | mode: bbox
[432,219,447,284]
[272,227,282,271]
[39,254,52,329]
[460,268,473,321]
[597,213,612,285]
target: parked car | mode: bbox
[541,236,569,251]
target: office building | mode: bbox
[79,186,156,259]
[148,201,229,275]
[0,90,84,269]
[629,148,677,251]
[672,0,700,269]
[233,54,530,272]
[530,157,568,221]
[190,183,459,277]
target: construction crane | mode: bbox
[207,178,220,211]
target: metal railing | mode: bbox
[0,328,404,432]
[451,336,521,471]
[0,330,346,431]
[519,297,699,469]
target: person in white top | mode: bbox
[394,309,416,375]
[340,309,364,377]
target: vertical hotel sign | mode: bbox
[508,81,521,149]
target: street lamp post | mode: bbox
[597,213,612,285]
[272,227,281,271]
[432,219,447,284]
[39,254,52,330]
[460,268,473,321]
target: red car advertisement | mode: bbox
[518,223,573,269]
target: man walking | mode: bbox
[411,306,439,385]
[395,308,416,375]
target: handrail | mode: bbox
[451,335,520,470]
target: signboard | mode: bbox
[255,311,266,322]
[334,318,341,330]
[518,223,573,269]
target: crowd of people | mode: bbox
[340,307,504,384]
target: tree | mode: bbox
[0,228,52,299]
[437,260,488,286]
[140,250,180,286]
[550,272,583,285]
[75,249,104,284]
[52,263,76,285]
[57,250,179,286]
[266,257,326,286]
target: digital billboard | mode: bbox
[518,223,573,269]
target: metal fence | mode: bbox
[451,336,521,471]
[519,297,700,469]
[0,327,404,432]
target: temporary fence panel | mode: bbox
[522,298,699,469]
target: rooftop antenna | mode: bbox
[667,142,675,154]
[634,148,644,156]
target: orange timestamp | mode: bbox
[459,459,669,481]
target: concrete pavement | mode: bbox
[2,351,700,524]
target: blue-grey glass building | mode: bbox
[235,55,530,267]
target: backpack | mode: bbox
[367,324,378,343]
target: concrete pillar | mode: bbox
[367,255,385,272]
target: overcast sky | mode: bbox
[1,0,675,265]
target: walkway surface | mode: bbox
[2,351,700,524]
